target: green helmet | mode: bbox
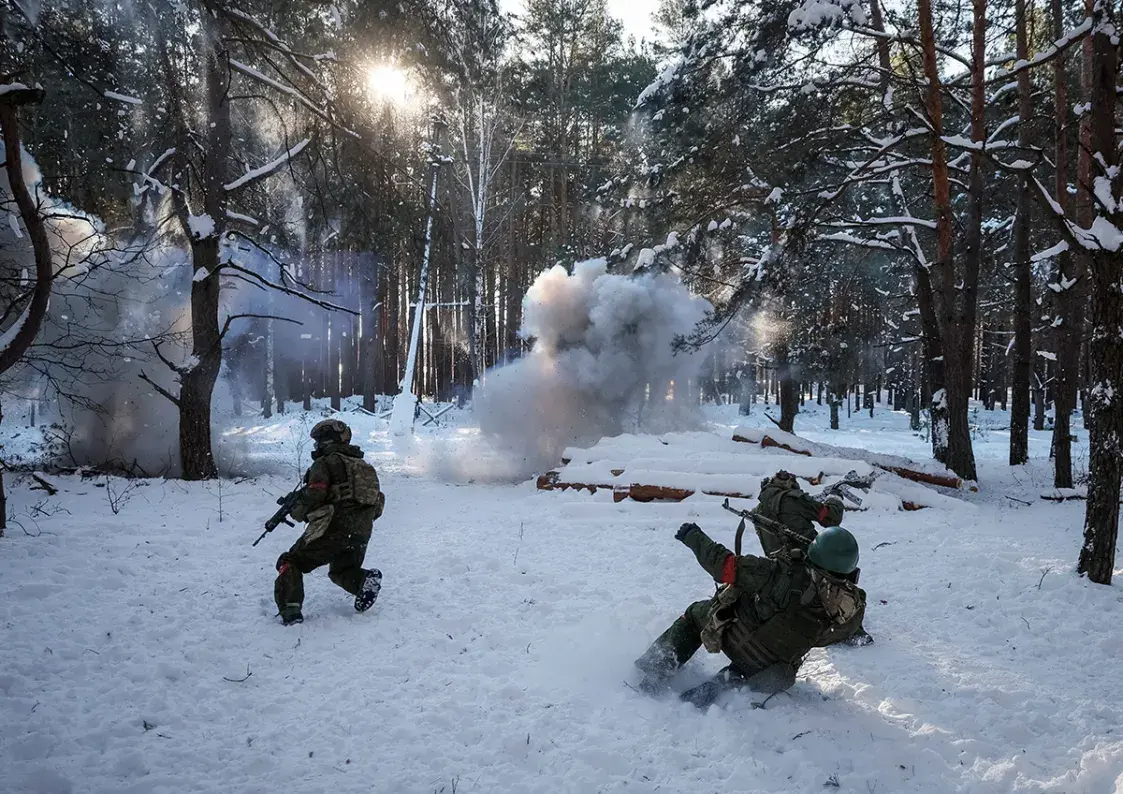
[806,526,859,575]
[310,419,352,446]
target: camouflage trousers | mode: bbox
[274,522,374,619]
[634,599,713,681]
[635,598,798,696]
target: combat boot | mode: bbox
[355,569,382,613]
[280,608,304,626]
[679,665,748,708]
[634,642,678,695]
[843,626,874,646]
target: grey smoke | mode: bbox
[470,258,711,478]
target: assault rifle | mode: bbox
[721,498,811,557]
[253,489,302,547]
[819,470,877,507]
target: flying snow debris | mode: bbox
[104,91,142,106]
[472,259,711,477]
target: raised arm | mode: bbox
[675,523,774,590]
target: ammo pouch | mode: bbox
[701,584,741,654]
[301,504,335,544]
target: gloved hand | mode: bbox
[676,522,701,543]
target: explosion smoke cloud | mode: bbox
[471,258,711,477]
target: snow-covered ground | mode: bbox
[2,398,1122,793]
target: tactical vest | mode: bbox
[704,558,862,673]
[328,454,385,518]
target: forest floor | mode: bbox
[2,398,1122,793]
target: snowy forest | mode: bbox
[3,0,1123,791]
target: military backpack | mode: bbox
[331,455,386,519]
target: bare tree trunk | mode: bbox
[1052,0,1085,487]
[361,254,380,411]
[0,87,52,529]
[0,88,52,377]
[175,13,230,480]
[776,342,798,432]
[1033,368,1046,431]
[1079,1,1122,584]
[1009,0,1034,465]
[263,315,275,419]
[917,0,980,481]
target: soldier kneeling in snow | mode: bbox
[274,420,385,626]
[634,522,864,709]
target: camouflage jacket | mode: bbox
[680,525,855,670]
[756,474,844,556]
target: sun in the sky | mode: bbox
[366,65,413,105]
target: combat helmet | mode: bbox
[310,418,352,446]
[806,526,859,575]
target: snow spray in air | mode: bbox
[470,258,711,478]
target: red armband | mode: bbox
[818,505,829,523]
[306,482,329,490]
[721,554,737,585]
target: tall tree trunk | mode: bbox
[263,316,275,419]
[1052,0,1085,487]
[1009,0,1034,465]
[776,341,798,432]
[0,87,52,528]
[175,12,230,480]
[361,254,380,411]
[917,0,980,480]
[1079,1,1122,584]
[1033,367,1046,431]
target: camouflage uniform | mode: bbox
[635,523,864,703]
[756,471,870,644]
[755,471,844,556]
[274,428,385,624]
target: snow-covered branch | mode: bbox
[224,138,310,192]
[990,17,1093,83]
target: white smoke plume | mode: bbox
[469,258,712,478]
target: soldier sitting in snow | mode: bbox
[273,419,385,626]
[635,521,864,709]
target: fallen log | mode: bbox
[758,435,813,457]
[733,431,964,489]
[536,471,613,495]
[877,465,962,490]
[623,483,695,503]
[543,476,847,506]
